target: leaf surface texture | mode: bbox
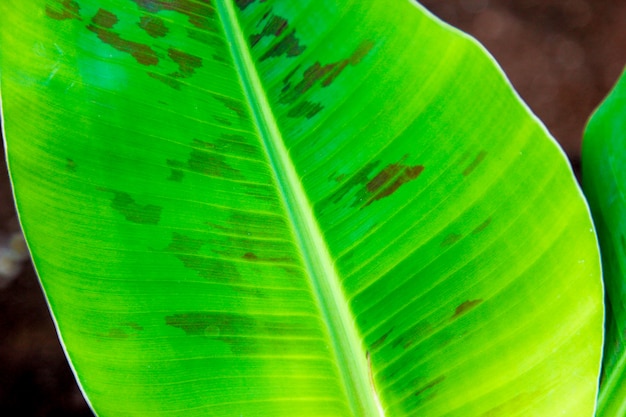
[0,0,603,416]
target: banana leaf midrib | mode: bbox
[216,1,382,415]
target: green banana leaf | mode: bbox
[0,0,603,415]
[583,67,626,417]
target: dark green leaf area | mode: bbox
[107,322,144,339]
[166,312,255,337]
[166,233,242,284]
[165,312,322,355]
[209,212,292,241]
[167,231,297,266]
[46,0,81,21]
[164,231,298,292]
[99,188,163,225]
[168,168,185,182]
[165,134,263,183]
[166,139,245,181]
[211,95,249,119]
[66,158,77,172]
[166,312,258,354]
[368,299,484,355]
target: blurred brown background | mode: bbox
[1,1,625,415]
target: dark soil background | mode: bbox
[1,1,625,415]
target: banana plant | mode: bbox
[583,68,626,417]
[0,0,604,416]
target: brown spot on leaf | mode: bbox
[168,47,203,77]
[452,299,483,319]
[322,157,423,208]
[463,150,487,176]
[281,62,339,103]
[87,9,159,66]
[364,158,424,207]
[349,40,375,65]
[242,252,258,261]
[392,322,433,350]
[213,115,232,126]
[322,40,374,87]
[414,376,445,398]
[236,0,266,11]
[441,233,462,247]
[371,328,393,350]
[279,40,374,104]
[260,31,306,61]
[125,322,144,331]
[131,0,216,31]
[46,0,81,21]
[250,15,288,47]
[91,7,117,28]
[139,15,169,38]
[242,251,293,264]
[472,217,492,234]
[66,158,76,172]
[322,161,381,206]
[148,48,203,88]
[287,100,323,119]
[100,189,163,225]
[280,40,375,118]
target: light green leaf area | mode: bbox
[1,0,602,416]
[583,67,626,417]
